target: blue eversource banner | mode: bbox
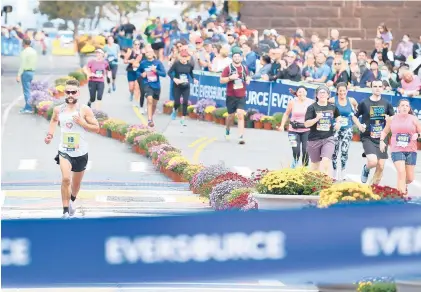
[2,204,421,288]
[170,71,421,120]
[1,36,21,56]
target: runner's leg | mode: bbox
[394,160,407,193]
[88,81,97,107]
[405,164,415,193]
[301,132,309,167]
[111,65,118,91]
[95,82,105,110]
[59,156,72,217]
[371,159,385,185]
[332,130,342,173]
[133,80,140,107]
[180,88,189,126]
[339,128,352,179]
[290,132,300,168]
[172,86,182,120]
[128,81,135,101]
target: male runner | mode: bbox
[220,47,251,144]
[44,79,100,218]
[352,79,394,184]
[138,46,166,127]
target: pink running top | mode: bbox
[390,114,421,152]
[288,98,314,133]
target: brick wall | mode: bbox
[240,0,421,52]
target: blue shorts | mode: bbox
[391,152,417,165]
[127,71,139,82]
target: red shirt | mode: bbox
[221,64,249,98]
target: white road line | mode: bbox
[232,166,253,177]
[130,161,148,172]
[1,75,52,139]
[18,159,37,170]
[86,160,92,171]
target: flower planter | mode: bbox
[53,93,60,98]
[352,133,360,142]
[118,133,125,142]
[204,113,214,122]
[163,106,172,115]
[37,111,44,116]
[99,128,107,136]
[252,193,320,210]
[245,120,254,128]
[417,141,421,150]
[254,121,263,129]
[132,144,139,153]
[263,122,272,130]
[218,118,225,125]
[106,129,112,138]
[189,112,197,119]
[111,131,119,140]
[138,148,146,156]
[177,111,183,117]
[316,284,357,292]
[43,112,48,119]
[152,158,157,165]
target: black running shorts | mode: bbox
[55,151,88,172]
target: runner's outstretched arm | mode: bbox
[47,106,60,137]
[156,61,167,77]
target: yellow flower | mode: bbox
[56,85,65,92]
[318,182,377,208]
[204,106,216,114]
[165,101,174,107]
[187,105,195,110]
[222,112,228,118]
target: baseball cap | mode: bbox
[95,48,105,54]
[263,29,271,36]
[231,46,242,56]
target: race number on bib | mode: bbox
[396,133,410,147]
[107,56,115,62]
[95,70,103,78]
[179,74,188,84]
[370,119,384,139]
[155,38,162,43]
[341,117,349,127]
[62,133,80,151]
[233,79,243,90]
[288,133,298,147]
[146,70,157,82]
[316,112,332,132]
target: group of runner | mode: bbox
[45,42,420,218]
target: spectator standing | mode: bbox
[398,71,421,97]
[252,55,272,80]
[377,23,393,50]
[17,38,37,114]
[305,52,331,83]
[258,30,276,55]
[211,46,231,73]
[241,41,257,74]
[339,37,357,65]
[327,58,349,87]
[275,51,301,82]
[395,34,414,61]
[330,29,340,51]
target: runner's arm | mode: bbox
[350,97,358,112]
[83,62,92,78]
[304,105,319,128]
[167,62,176,79]
[46,106,60,138]
[156,62,167,77]
[123,49,132,64]
[380,118,392,142]
[280,100,294,129]
[81,106,100,133]
[220,66,231,84]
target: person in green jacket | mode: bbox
[144,17,157,45]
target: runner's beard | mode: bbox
[65,97,78,104]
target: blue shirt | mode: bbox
[103,44,120,66]
[244,51,257,73]
[137,59,166,89]
[312,64,331,80]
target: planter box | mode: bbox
[177,111,183,117]
[111,131,119,140]
[204,113,213,122]
[352,133,360,142]
[263,122,272,130]
[417,141,421,150]
[245,120,254,128]
[254,121,263,129]
[99,128,107,136]
[188,112,198,119]
[253,193,319,210]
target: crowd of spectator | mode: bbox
[160,14,421,98]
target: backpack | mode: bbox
[229,63,247,81]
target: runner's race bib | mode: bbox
[62,132,80,151]
[155,38,162,43]
[179,74,188,83]
[316,111,332,132]
[396,133,411,147]
[341,117,349,127]
[233,79,243,90]
[370,119,384,139]
[107,56,116,62]
[95,70,103,78]
[288,133,298,147]
[146,68,157,82]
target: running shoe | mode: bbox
[171,109,177,120]
[108,87,111,94]
[112,84,116,91]
[340,169,347,181]
[69,201,76,216]
[361,164,370,183]
[139,107,145,115]
[148,120,154,127]
[87,102,92,108]
[238,135,245,144]
[62,212,70,219]
[225,128,230,140]
[19,109,33,114]
[290,160,297,169]
[180,119,186,127]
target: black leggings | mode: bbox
[88,81,105,103]
[137,77,145,108]
[106,65,118,82]
[173,85,190,116]
[288,131,309,166]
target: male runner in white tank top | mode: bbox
[44,79,100,218]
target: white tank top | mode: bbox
[58,104,88,157]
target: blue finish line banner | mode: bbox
[169,71,421,120]
[2,204,421,288]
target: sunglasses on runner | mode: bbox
[65,90,78,95]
